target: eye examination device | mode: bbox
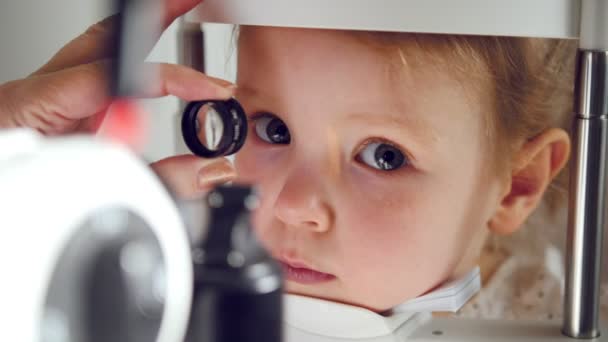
[1,0,607,342]
[181,99,248,158]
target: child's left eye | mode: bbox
[356,142,408,171]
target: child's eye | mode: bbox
[254,114,291,145]
[356,141,408,171]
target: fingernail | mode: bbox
[207,77,236,97]
[217,84,237,98]
[198,161,236,190]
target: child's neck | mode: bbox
[478,245,510,284]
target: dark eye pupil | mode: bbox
[267,118,291,144]
[382,151,395,162]
[374,144,405,171]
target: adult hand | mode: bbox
[0,0,233,135]
[0,0,238,197]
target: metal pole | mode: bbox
[564,1,608,338]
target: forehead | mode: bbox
[237,26,460,105]
[237,26,488,150]
[238,26,395,83]
[239,26,378,57]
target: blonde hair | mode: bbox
[358,32,578,207]
[355,33,580,265]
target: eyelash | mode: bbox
[247,112,275,125]
[354,139,413,173]
[248,112,270,123]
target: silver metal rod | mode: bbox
[563,50,608,339]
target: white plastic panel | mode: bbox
[186,0,580,39]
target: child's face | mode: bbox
[234,27,504,311]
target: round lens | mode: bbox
[182,99,248,159]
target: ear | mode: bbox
[489,128,571,235]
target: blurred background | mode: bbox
[0,0,236,162]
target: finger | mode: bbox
[23,61,234,124]
[34,0,203,75]
[148,62,236,100]
[33,15,117,75]
[150,155,236,199]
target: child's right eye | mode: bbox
[253,113,291,145]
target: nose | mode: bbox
[273,166,333,233]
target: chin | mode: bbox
[285,284,391,313]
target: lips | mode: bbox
[279,260,336,284]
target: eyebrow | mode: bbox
[345,111,439,149]
[235,85,278,103]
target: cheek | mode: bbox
[339,169,442,253]
[235,140,263,183]
[234,134,288,188]
[333,170,487,307]
[234,142,285,248]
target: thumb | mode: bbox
[30,60,234,121]
[151,155,236,199]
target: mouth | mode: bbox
[279,260,336,285]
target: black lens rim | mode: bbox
[223,98,248,156]
[181,99,248,158]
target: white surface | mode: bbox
[394,267,481,313]
[0,129,193,342]
[284,268,480,339]
[188,0,580,39]
[285,295,419,339]
[140,20,182,162]
[580,0,608,50]
[286,312,431,342]
[202,23,238,83]
[0,129,42,161]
